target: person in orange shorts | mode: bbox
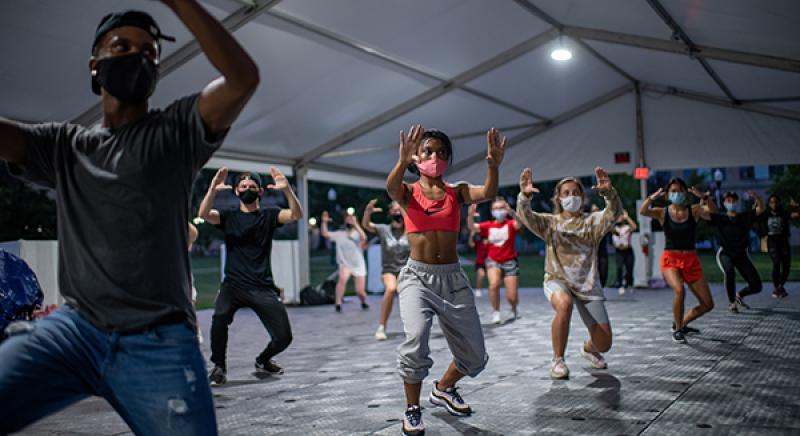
[640,177,714,344]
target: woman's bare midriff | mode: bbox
[408,231,459,264]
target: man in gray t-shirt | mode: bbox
[362,199,410,341]
[0,4,259,434]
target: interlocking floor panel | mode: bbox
[17,283,800,435]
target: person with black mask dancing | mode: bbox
[761,194,800,298]
[363,199,410,340]
[199,167,302,386]
[0,2,259,434]
[705,191,765,312]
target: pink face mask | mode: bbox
[416,157,449,178]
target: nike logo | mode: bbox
[423,208,446,216]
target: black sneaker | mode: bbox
[403,405,425,435]
[672,329,687,344]
[209,366,227,386]
[255,359,284,374]
[429,381,472,416]
[735,294,751,309]
[672,322,700,335]
[335,304,342,313]
[361,302,369,310]
[683,325,700,335]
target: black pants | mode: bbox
[615,248,634,288]
[768,236,791,288]
[598,252,608,288]
[210,283,293,368]
[716,249,762,303]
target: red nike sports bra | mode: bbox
[404,181,460,233]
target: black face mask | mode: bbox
[345,223,354,229]
[391,214,403,223]
[238,189,259,205]
[94,53,158,103]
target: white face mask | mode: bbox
[560,195,582,213]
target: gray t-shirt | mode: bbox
[7,94,223,333]
[374,224,410,274]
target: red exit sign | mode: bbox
[634,167,650,180]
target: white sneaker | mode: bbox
[550,357,569,379]
[375,325,387,341]
[491,311,502,324]
[618,286,626,296]
[579,342,608,369]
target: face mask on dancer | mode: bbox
[668,192,686,205]
[94,53,158,103]
[491,210,507,221]
[724,202,738,212]
[238,189,258,205]
[391,214,403,223]
[345,223,354,229]
[416,157,448,178]
[560,196,582,213]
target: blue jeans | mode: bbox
[0,305,217,435]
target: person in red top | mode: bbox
[467,198,522,323]
[387,124,505,436]
[467,216,488,298]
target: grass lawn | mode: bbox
[192,247,800,310]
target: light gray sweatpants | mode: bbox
[397,259,489,384]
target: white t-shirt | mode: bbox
[612,224,633,250]
[328,230,367,276]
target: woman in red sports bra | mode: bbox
[387,125,505,435]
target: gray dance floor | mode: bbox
[18,283,800,435]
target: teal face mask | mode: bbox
[724,202,738,212]
[668,192,686,205]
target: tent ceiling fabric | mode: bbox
[1,0,798,187]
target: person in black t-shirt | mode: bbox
[199,167,303,386]
[761,194,800,298]
[0,4,258,434]
[704,192,765,312]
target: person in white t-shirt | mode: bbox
[321,210,369,312]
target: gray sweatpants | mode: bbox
[397,259,489,384]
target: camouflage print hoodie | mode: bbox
[516,190,622,300]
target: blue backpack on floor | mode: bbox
[0,250,44,336]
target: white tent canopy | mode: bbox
[2,0,800,189]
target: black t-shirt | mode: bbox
[762,210,791,239]
[708,210,758,254]
[7,94,224,333]
[218,208,282,292]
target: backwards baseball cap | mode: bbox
[236,172,263,188]
[91,10,175,95]
[93,10,175,53]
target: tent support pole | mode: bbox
[294,165,310,301]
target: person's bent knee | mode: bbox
[751,281,763,294]
[211,312,234,326]
[553,299,572,314]
[454,352,489,378]
[275,332,293,352]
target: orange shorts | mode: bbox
[661,250,704,284]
